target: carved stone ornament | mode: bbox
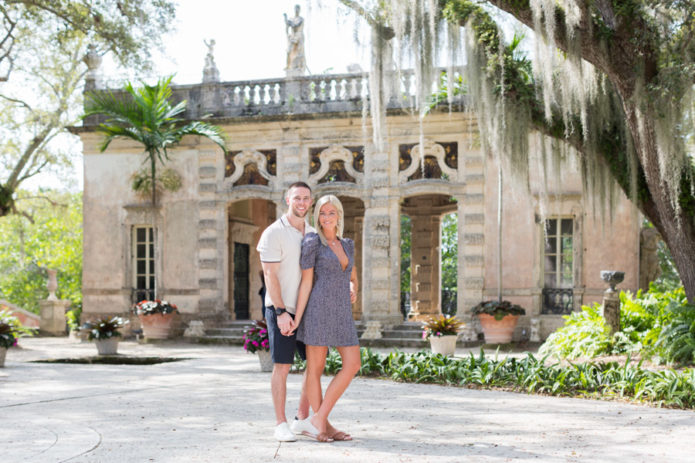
[308,144,364,184]
[399,139,457,183]
[225,150,273,185]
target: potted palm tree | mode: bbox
[84,75,227,206]
[421,315,464,356]
[81,316,128,355]
[471,300,526,344]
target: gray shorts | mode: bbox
[265,307,306,364]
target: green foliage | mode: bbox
[0,191,82,313]
[0,309,33,348]
[65,307,81,332]
[294,347,695,409]
[471,300,526,320]
[441,212,458,314]
[84,75,227,205]
[82,316,128,341]
[539,303,614,359]
[400,214,411,293]
[541,286,695,365]
[0,1,176,77]
[0,1,176,215]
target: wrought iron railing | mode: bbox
[541,288,574,314]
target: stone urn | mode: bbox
[139,313,176,340]
[0,346,7,367]
[477,314,519,344]
[257,349,273,372]
[95,338,119,355]
[429,335,458,356]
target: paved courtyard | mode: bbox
[1,338,693,462]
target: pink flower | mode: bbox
[252,341,259,347]
[422,331,427,339]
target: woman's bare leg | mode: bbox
[305,345,328,414]
[309,345,361,433]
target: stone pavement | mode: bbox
[1,338,693,463]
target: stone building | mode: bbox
[77,48,641,341]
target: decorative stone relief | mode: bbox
[309,144,364,185]
[225,149,276,186]
[360,320,383,339]
[399,140,458,183]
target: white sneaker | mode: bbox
[289,417,301,434]
[290,416,314,435]
[274,422,297,442]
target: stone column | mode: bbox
[360,143,401,330]
[409,213,441,319]
[601,270,624,335]
[198,148,224,316]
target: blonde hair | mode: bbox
[314,195,344,245]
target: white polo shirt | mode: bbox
[256,215,315,314]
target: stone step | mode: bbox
[192,320,442,348]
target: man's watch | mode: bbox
[274,307,287,316]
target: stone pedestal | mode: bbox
[602,288,620,335]
[39,299,70,336]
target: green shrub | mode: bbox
[540,286,694,365]
[294,348,695,409]
[539,303,614,359]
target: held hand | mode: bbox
[288,316,301,335]
[277,312,292,336]
[350,289,357,304]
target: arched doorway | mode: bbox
[400,194,458,320]
[228,198,276,320]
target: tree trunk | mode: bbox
[622,103,695,302]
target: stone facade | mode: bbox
[77,69,641,340]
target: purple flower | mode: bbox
[252,341,259,347]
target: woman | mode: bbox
[291,195,360,443]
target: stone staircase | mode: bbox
[192,320,438,349]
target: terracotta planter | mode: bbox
[139,313,176,340]
[257,349,273,372]
[0,346,6,367]
[477,314,519,344]
[429,335,458,356]
[95,338,119,355]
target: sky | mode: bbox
[25,0,371,192]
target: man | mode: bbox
[256,181,314,442]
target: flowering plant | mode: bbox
[0,309,32,348]
[242,320,270,353]
[422,315,464,340]
[81,316,129,341]
[132,299,179,316]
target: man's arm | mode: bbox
[261,261,293,335]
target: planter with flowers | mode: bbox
[133,300,179,340]
[471,300,526,344]
[242,320,272,371]
[0,309,33,367]
[82,316,128,355]
[421,315,464,356]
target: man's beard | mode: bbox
[290,206,308,218]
